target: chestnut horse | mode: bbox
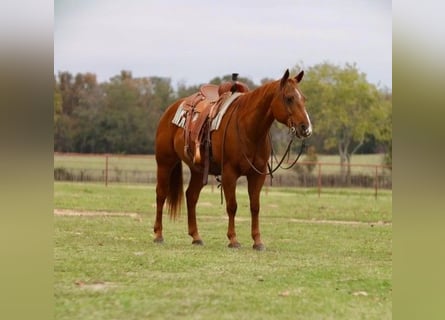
[153,69,312,250]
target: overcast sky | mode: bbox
[54,0,392,88]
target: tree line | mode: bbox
[54,62,392,167]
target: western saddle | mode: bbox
[181,74,249,184]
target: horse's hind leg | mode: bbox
[153,163,172,243]
[222,168,240,248]
[186,171,205,245]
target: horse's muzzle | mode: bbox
[293,123,312,139]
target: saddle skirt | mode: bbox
[170,80,248,185]
[171,91,243,131]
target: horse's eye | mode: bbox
[285,96,294,104]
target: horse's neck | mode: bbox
[236,82,278,142]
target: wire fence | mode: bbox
[54,153,392,197]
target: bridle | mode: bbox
[233,102,307,177]
[216,91,307,204]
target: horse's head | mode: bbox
[271,69,312,139]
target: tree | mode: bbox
[70,73,104,153]
[297,62,391,182]
[53,66,391,160]
[378,90,392,168]
[53,77,62,124]
[100,71,146,153]
[145,77,175,153]
[176,81,200,99]
[54,71,78,152]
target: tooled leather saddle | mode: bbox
[181,74,249,184]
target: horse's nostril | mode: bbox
[299,123,312,137]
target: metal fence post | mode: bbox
[318,163,322,198]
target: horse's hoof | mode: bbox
[192,239,204,246]
[153,237,164,244]
[253,243,265,251]
[228,242,241,249]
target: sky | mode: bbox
[54,0,392,88]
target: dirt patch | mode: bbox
[54,209,141,220]
[74,280,117,291]
[289,218,391,226]
[54,209,391,226]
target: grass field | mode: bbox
[54,182,392,319]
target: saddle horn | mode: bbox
[231,73,239,93]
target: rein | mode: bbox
[273,136,306,171]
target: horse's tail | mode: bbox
[166,161,183,220]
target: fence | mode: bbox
[54,153,392,197]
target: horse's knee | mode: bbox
[185,188,198,204]
[250,205,259,216]
[226,202,237,215]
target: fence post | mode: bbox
[374,165,378,199]
[105,154,109,187]
[318,163,322,198]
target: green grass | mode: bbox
[54,182,391,223]
[54,182,392,319]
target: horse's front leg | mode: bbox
[222,168,240,248]
[247,173,267,250]
[186,171,205,245]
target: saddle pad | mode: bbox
[209,92,243,131]
[171,92,244,131]
[171,101,187,128]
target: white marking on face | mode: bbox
[304,109,312,135]
[294,88,302,100]
[294,87,312,135]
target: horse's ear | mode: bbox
[280,69,290,88]
[295,70,304,83]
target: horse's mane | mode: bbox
[234,79,280,107]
